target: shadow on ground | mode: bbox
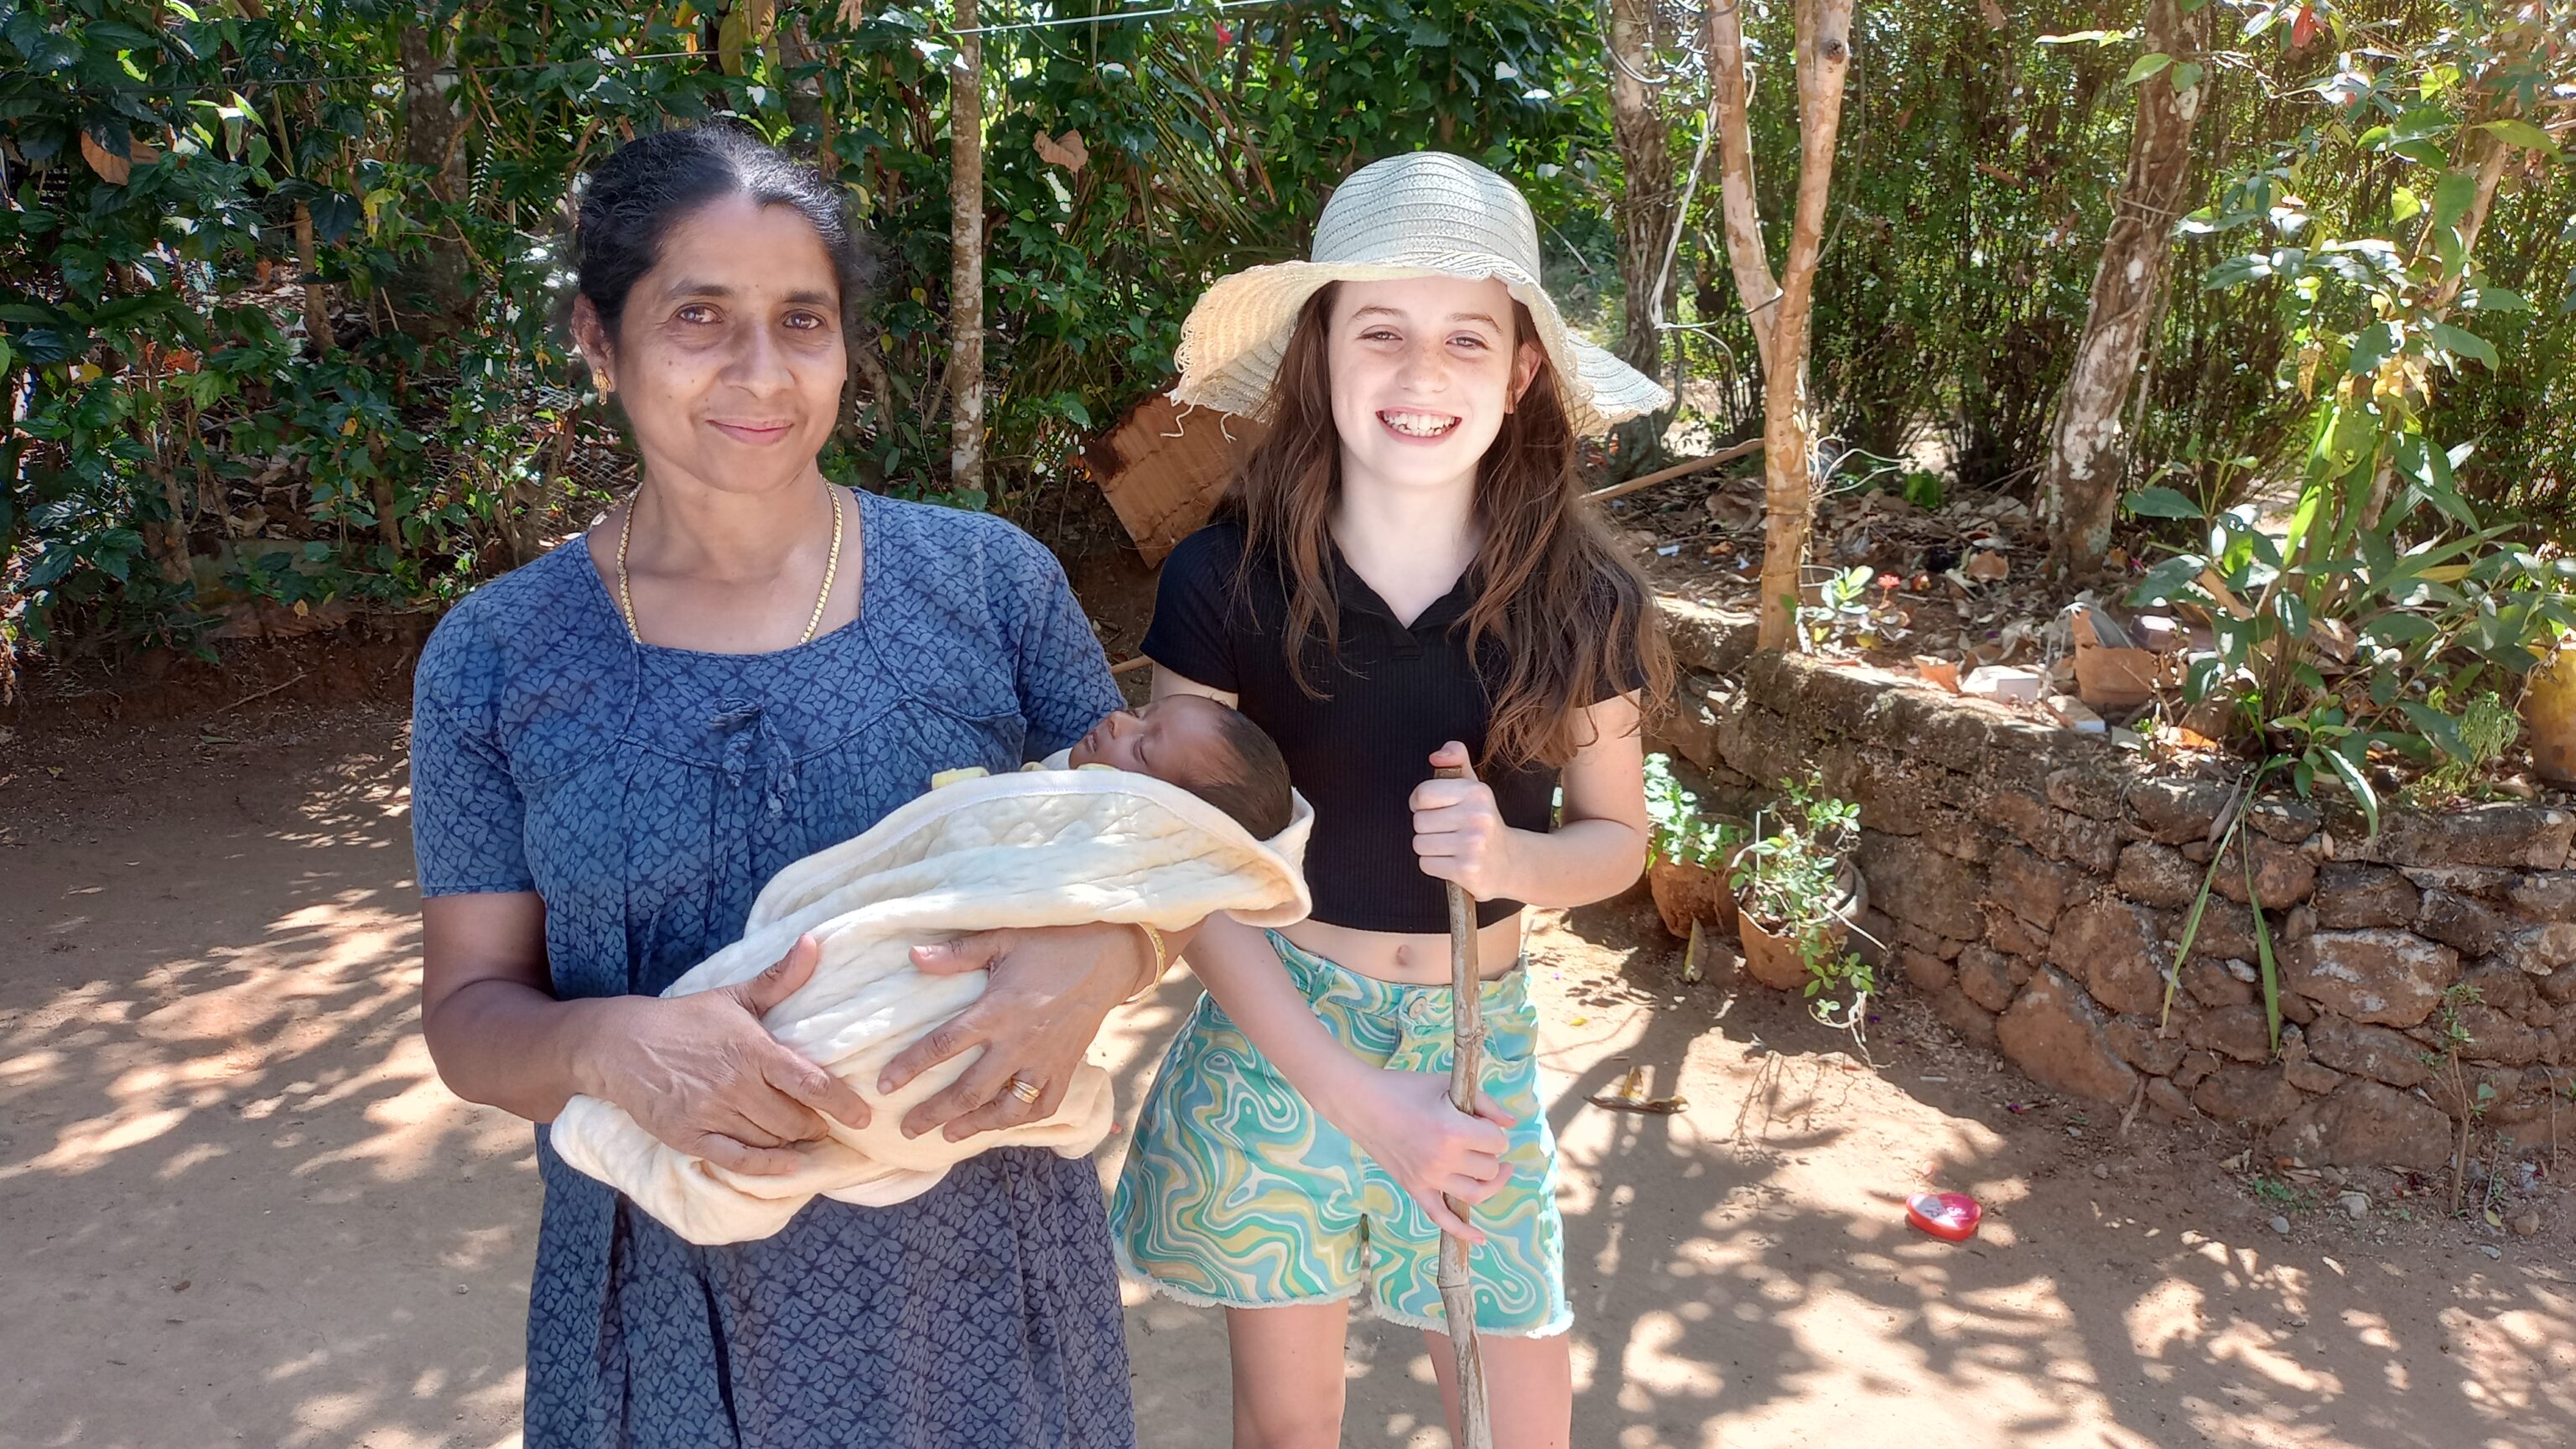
[2,719,533,1449]
[3,718,2568,1449]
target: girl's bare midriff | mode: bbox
[1280,912,1526,985]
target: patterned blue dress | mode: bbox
[409,489,1134,1449]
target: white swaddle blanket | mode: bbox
[550,756,1313,1244]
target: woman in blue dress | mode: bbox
[409,126,1150,1447]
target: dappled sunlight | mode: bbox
[2443,1301,2576,1424]
[1495,908,2576,1448]
[0,730,533,1449]
[8,725,2570,1448]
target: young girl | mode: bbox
[1112,153,1674,1449]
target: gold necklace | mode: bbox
[616,484,845,647]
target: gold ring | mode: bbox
[1006,1076,1042,1106]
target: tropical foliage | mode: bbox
[2,0,2570,718]
[0,0,1599,668]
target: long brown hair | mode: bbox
[1224,283,1671,771]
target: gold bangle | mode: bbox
[1125,922,1171,1002]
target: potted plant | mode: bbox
[1729,773,1870,995]
[1644,753,1748,938]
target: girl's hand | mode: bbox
[879,922,1149,1142]
[1337,1068,1515,1243]
[1410,741,1519,902]
[579,935,873,1176]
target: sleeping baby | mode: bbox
[955,693,1294,839]
[549,695,1311,1244]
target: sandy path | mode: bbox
[2,711,2568,1448]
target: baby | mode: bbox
[1069,694,1293,836]
[550,693,1313,1245]
[944,694,1295,839]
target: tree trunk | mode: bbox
[1607,0,1675,474]
[397,21,476,337]
[1712,0,1856,652]
[1706,0,1780,379]
[2041,0,2212,579]
[786,18,831,169]
[948,0,985,498]
[293,200,332,352]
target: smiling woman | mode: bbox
[406,125,1155,1449]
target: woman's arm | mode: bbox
[875,532,1183,1142]
[421,893,870,1174]
[1411,690,1649,907]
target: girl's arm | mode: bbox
[1151,662,1513,1240]
[1413,690,1649,908]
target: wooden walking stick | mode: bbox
[1431,761,1495,1449]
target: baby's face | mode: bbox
[1068,697,1228,786]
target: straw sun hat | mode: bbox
[1169,151,1674,438]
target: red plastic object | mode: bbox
[1906,1191,1982,1242]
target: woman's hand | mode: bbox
[1336,1068,1515,1243]
[1410,741,1521,902]
[877,922,1151,1143]
[576,934,872,1176]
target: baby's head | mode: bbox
[1069,695,1293,838]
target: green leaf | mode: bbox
[2159,808,2243,1031]
[85,18,158,49]
[7,10,79,70]
[2038,29,2132,44]
[2247,836,2281,1054]
[2397,700,2469,761]
[2392,106,2454,145]
[2169,61,2204,92]
[23,544,79,590]
[2429,321,2499,369]
[2393,139,2450,170]
[2480,117,2558,154]
[2363,610,2439,647]
[2390,185,2422,221]
[306,192,362,244]
[2346,319,2400,376]
[2203,253,2272,290]
[2130,553,2210,604]
[2316,745,2380,840]
[2127,486,2204,519]
[2125,52,2173,85]
[2460,287,2529,312]
[2432,169,2477,232]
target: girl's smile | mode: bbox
[1377,408,1462,440]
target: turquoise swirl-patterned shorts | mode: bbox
[1112,932,1570,1337]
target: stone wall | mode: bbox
[1651,599,2576,1169]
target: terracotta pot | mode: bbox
[2527,643,2576,788]
[1735,865,1866,993]
[1648,860,1737,939]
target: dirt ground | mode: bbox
[4,698,2573,1449]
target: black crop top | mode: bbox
[1143,520,1613,933]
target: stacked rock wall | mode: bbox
[1652,599,2576,1168]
